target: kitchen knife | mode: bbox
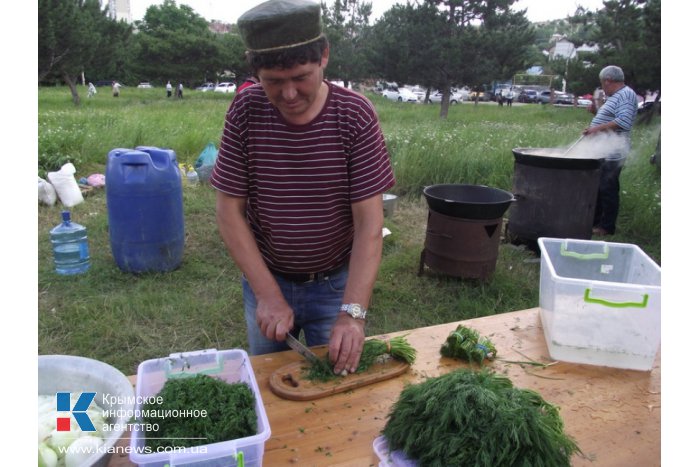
[285,333,321,364]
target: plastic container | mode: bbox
[383,193,398,218]
[39,355,135,467]
[129,348,271,467]
[538,237,661,370]
[106,147,184,273]
[373,435,418,467]
[50,211,90,275]
[186,168,199,185]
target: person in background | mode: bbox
[111,81,120,97]
[177,83,184,98]
[583,65,638,236]
[237,75,259,94]
[210,0,395,375]
[87,82,97,98]
[166,81,173,98]
[505,87,515,107]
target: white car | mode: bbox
[427,90,462,105]
[196,83,215,92]
[137,82,153,89]
[576,97,592,107]
[214,82,237,93]
[382,87,418,103]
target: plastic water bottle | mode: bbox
[50,211,90,275]
[186,168,199,185]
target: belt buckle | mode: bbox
[302,272,317,284]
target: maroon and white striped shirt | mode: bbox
[211,81,395,273]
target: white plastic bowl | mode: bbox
[38,355,134,467]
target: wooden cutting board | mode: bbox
[269,356,410,401]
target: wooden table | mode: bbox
[110,308,660,466]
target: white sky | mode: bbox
[128,0,606,24]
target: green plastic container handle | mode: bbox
[584,288,649,308]
[560,241,610,260]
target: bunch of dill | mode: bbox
[440,325,497,365]
[303,336,417,382]
[382,369,581,466]
[141,374,257,449]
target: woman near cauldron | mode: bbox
[583,65,638,236]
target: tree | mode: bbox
[322,0,373,86]
[38,0,131,105]
[368,0,533,118]
[590,0,660,93]
[132,0,234,86]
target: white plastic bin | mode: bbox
[538,238,661,370]
[129,348,270,467]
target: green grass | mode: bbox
[38,87,661,375]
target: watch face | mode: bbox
[349,304,362,317]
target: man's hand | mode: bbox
[328,313,366,374]
[255,296,294,342]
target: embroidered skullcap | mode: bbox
[238,0,323,53]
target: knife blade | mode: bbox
[285,333,321,364]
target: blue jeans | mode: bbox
[594,158,625,234]
[242,266,349,355]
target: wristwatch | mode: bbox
[340,303,367,320]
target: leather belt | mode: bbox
[270,263,348,284]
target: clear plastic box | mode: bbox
[538,238,661,370]
[373,435,418,467]
[129,348,271,467]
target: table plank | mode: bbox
[109,308,660,466]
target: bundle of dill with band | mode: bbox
[440,325,497,365]
[304,335,416,382]
[382,369,580,466]
[141,374,257,449]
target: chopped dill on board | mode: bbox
[303,336,417,382]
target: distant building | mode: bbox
[208,20,232,34]
[107,0,131,23]
[549,38,576,60]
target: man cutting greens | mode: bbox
[210,0,395,375]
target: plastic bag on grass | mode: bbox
[47,162,84,207]
[194,142,218,182]
[38,177,57,205]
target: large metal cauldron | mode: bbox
[423,184,515,220]
[508,148,602,244]
[420,184,515,280]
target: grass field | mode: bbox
[37,86,661,375]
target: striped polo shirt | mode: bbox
[590,85,638,158]
[211,81,395,274]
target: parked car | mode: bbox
[137,82,153,89]
[214,82,237,93]
[576,97,592,107]
[518,89,538,103]
[196,82,215,91]
[537,90,552,104]
[554,92,575,105]
[409,86,427,101]
[468,90,492,101]
[427,90,462,104]
[382,87,418,103]
[455,86,471,101]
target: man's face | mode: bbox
[258,49,329,123]
[600,78,614,96]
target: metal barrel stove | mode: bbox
[419,184,515,281]
[507,148,602,246]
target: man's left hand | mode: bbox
[328,313,366,374]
